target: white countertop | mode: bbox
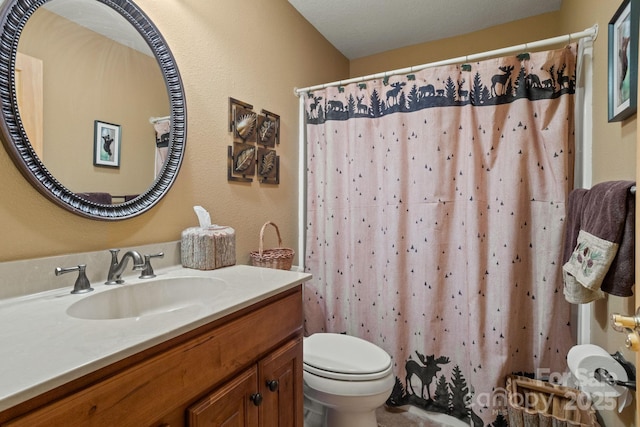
[0,264,311,412]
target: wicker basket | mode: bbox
[250,222,295,270]
[506,375,599,427]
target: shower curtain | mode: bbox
[303,45,577,426]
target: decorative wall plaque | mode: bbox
[227,98,280,184]
[257,109,279,147]
[257,147,279,184]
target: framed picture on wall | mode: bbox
[608,0,639,122]
[93,120,121,167]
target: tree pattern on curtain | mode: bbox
[303,45,577,426]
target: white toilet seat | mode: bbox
[304,361,393,381]
[303,333,392,381]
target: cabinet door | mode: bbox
[188,366,260,427]
[259,338,303,427]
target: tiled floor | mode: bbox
[305,401,466,427]
[376,406,468,427]
[376,407,439,426]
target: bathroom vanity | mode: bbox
[0,264,311,426]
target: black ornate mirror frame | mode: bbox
[0,0,186,220]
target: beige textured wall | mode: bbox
[0,0,348,262]
[350,13,563,77]
[351,2,637,426]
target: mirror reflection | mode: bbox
[16,0,170,205]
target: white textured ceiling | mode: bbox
[288,0,563,59]
[42,0,152,56]
[0,0,151,55]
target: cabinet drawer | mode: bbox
[5,288,302,427]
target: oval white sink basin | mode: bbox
[66,276,228,320]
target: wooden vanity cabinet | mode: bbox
[1,286,304,427]
[188,337,302,427]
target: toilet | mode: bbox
[303,333,395,427]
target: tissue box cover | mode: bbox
[181,226,236,270]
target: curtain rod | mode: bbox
[294,24,598,96]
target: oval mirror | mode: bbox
[0,0,186,220]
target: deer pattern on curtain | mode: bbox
[303,45,577,426]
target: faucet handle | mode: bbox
[139,252,164,279]
[55,264,94,294]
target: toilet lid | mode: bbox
[303,333,392,380]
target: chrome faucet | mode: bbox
[55,264,93,294]
[139,252,164,279]
[105,249,145,285]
